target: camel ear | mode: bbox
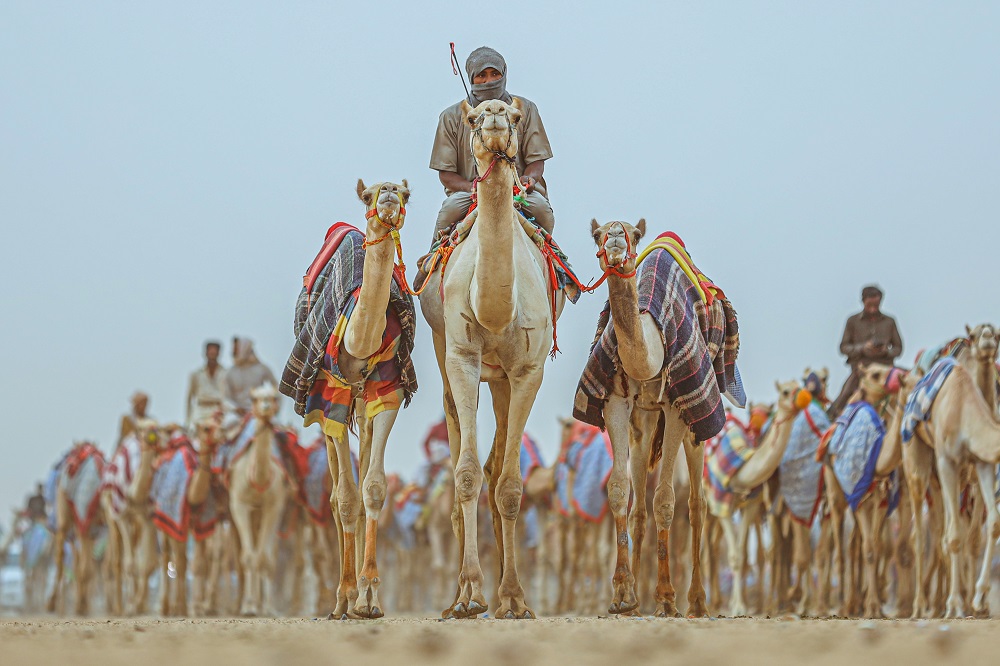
[803,366,812,377]
[590,219,601,244]
[966,324,973,338]
[400,179,411,203]
[461,99,476,127]
[509,98,523,125]
[820,367,829,380]
[356,179,371,205]
[774,380,781,392]
[635,218,647,241]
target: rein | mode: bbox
[363,186,414,295]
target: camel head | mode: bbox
[857,363,903,403]
[773,379,810,421]
[135,418,162,454]
[801,367,830,402]
[966,323,999,363]
[194,411,224,452]
[357,179,410,232]
[250,383,279,423]
[591,218,646,275]
[462,97,523,163]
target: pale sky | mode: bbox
[2,1,998,528]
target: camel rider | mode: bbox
[414,418,451,488]
[186,340,230,431]
[225,337,278,417]
[828,285,903,418]
[428,45,555,249]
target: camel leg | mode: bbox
[355,408,398,619]
[682,436,708,617]
[904,441,932,617]
[485,379,512,593]
[443,347,488,618]
[73,536,92,616]
[854,498,883,618]
[256,497,285,617]
[47,531,66,613]
[719,515,744,616]
[493,370,542,620]
[936,453,965,618]
[651,413,688,617]
[628,408,656,614]
[894,474,915,618]
[325,430,361,619]
[972,461,998,616]
[603,392,638,615]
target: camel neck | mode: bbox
[131,446,157,503]
[251,421,273,491]
[344,222,396,359]
[471,158,516,332]
[973,358,998,415]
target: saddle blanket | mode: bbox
[704,415,757,518]
[779,403,829,526]
[825,401,898,513]
[902,357,956,443]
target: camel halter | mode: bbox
[586,222,638,291]
[362,185,414,295]
[470,111,523,206]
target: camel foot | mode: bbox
[654,602,682,618]
[354,574,384,619]
[609,567,638,615]
[450,599,488,619]
[621,609,643,617]
[687,598,709,618]
[496,590,534,620]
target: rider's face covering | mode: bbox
[466,46,513,105]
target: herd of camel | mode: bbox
[6,97,1000,622]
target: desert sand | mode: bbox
[0,616,989,666]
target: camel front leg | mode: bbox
[972,460,998,616]
[255,493,286,617]
[485,378,512,591]
[355,407,398,619]
[628,408,656,614]
[936,453,965,618]
[444,347,488,618]
[326,430,361,619]
[719,515,745,616]
[603,391,638,615]
[493,369,542,620]
[682,436,708,617]
[854,498,883,618]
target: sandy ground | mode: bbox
[0,615,992,666]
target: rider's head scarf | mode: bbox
[466,46,513,105]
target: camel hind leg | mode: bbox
[650,411,688,617]
[972,460,998,616]
[682,435,708,617]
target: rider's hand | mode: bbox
[520,175,535,193]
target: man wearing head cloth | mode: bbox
[828,284,903,418]
[428,46,554,245]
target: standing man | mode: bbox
[225,336,278,417]
[118,391,152,445]
[828,285,903,417]
[186,340,228,430]
[428,45,555,247]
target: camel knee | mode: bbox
[363,476,387,515]
[337,484,360,525]
[607,474,629,515]
[653,502,676,531]
[496,474,522,521]
[455,462,483,503]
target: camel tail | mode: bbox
[648,411,665,472]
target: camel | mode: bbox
[46,441,106,615]
[902,356,1000,618]
[819,363,905,618]
[100,418,163,615]
[228,384,291,616]
[417,98,567,619]
[903,324,1000,617]
[708,384,809,616]
[581,219,740,618]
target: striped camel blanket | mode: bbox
[150,437,199,542]
[554,460,572,517]
[520,433,545,483]
[280,224,417,438]
[778,402,829,526]
[101,434,142,517]
[573,237,740,442]
[703,415,758,518]
[562,424,614,523]
[298,437,333,526]
[823,401,898,513]
[47,443,105,536]
[902,358,956,443]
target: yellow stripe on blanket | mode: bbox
[636,233,725,305]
